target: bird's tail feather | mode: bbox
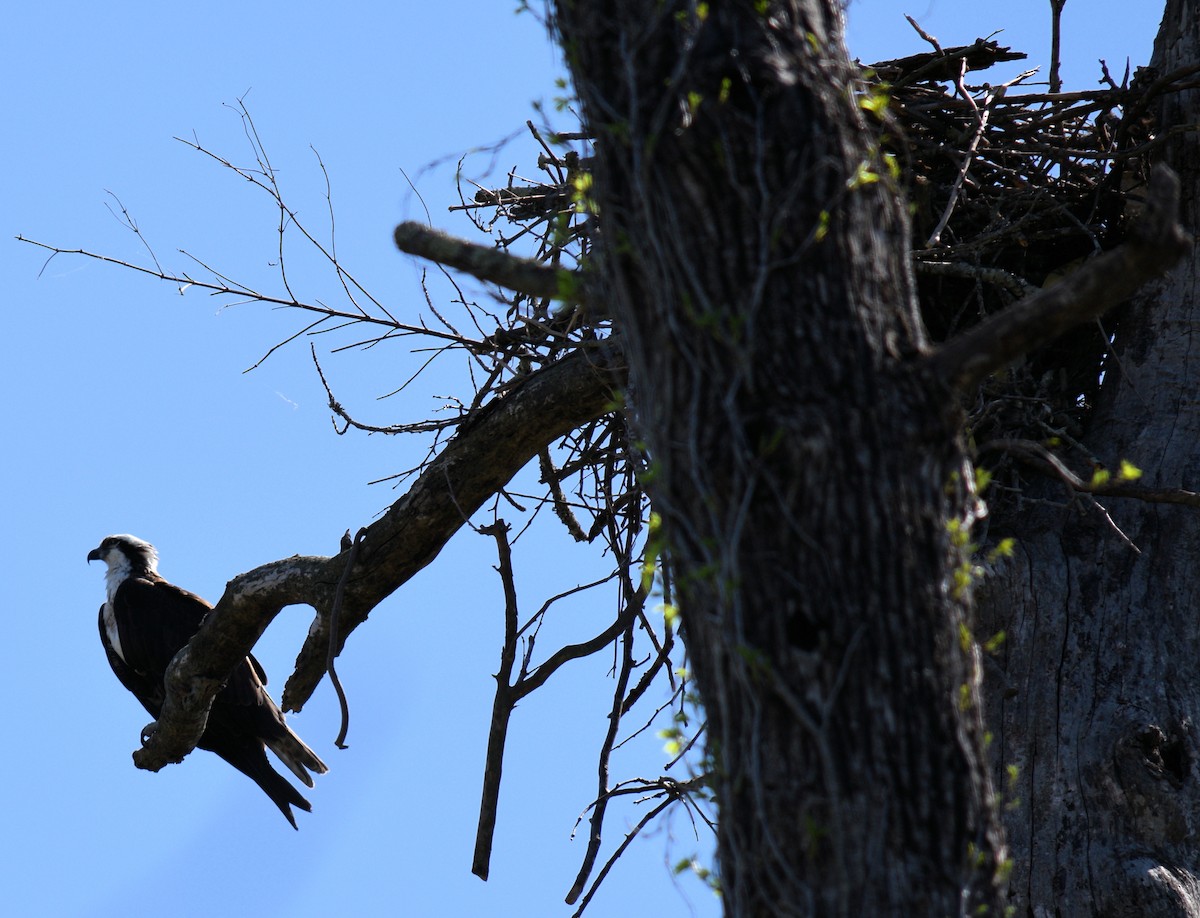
[266,726,329,789]
[206,739,312,825]
[216,744,313,830]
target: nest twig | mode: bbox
[465,39,1200,528]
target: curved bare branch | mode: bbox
[133,344,624,772]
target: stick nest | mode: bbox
[468,38,1200,524]
[874,41,1200,517]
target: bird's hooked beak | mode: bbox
[87,546,104,563]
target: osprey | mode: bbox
[88,534,327,828]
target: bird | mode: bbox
[88,534,328,828]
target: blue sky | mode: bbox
[3,3,1162,917]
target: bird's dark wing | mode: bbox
[102,573,323,827]
[101,578,212,717]
[111,576,210,681]
[248,652,268,685]
[113,576,268,707]
[99,603,161,717]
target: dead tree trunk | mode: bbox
[553,2,1007,913]
[979,2,1200,914]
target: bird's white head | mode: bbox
[88,534,159,599]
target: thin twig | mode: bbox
[1049,0,1066,95]
[981,438,1200,508]
[327,528,365,749]
[565,610,638,905]
[473,520,518,881]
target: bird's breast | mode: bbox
[102,601,125,663]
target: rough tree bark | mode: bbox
[553,1,1187,915]
[551,2,1009,914]
[979,2,1200,915]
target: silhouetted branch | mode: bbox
[15,234,479,351]
[565,605,638,906]
[394,221,593,305]
[566,775,713,918]
[472,520,518,881]
[983,438,1200,507]
[133,347,623,771]
[327,528,365,750]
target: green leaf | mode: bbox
[847,162,880,190]
[814,209,830,242]
[641,558,658,593]
[859,91,889,117]
[946,518,971,549]
[648,510,661,533]
[986,537,1015,562]
[974,467,993,493]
